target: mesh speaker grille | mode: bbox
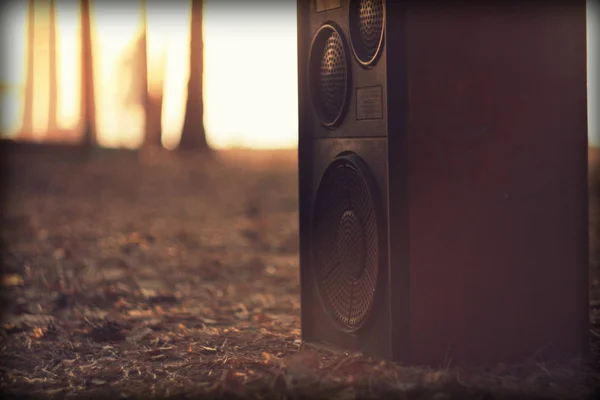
[309,24,350,127]
[311,154,381,332]
[349,0,385,66]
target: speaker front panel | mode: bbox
[300,0,589,367]
[298,0,397,360]
[303,0,388,139]
[300,138,391,357]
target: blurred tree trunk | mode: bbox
[144,69,165,150]
[140,1,163,150]
[178,0,210,152]
[20,0,35,139]
[48,0,58,133]
[80,0,96,148]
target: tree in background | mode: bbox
[140,0,164,150]
[116,6,165,152]
[143,61,165,150]
[48,0,58,134]
[80,0,96,148]
[20,0,35,139]
[18,0,66,142]
[178,0,210,152]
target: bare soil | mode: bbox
[0,142,599,400]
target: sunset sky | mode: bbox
[0,0,598,148]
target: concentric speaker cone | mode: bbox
[308,23,351,128]
[349,0,385,66]
[311,153,381,332]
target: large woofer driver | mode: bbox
[308,23,351,128]
[349,0,385,66]
[311,153,381,332]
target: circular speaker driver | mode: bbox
[308,23,351,128]
[311,153,381,332]
[349,0,385,66]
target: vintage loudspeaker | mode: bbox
[297,0,589,367]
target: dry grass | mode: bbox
[0,142,598,400]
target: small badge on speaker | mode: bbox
[356,86,383,120]
[316,0,342,13]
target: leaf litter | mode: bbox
[0,145,598,399]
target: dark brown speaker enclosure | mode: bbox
[298,0,589,367]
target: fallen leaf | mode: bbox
[233,303,250,320]
[53,248,66,259]
[127,309,154,319]
[91,379,106,385]
[262,352,283,367]
[31,327,44,339]
[113,298,130,309]
[140,288,157,298]
[200,345,217,354]
[2,274,24,287]
[128,232,142,243]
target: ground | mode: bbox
[0,142,599,400]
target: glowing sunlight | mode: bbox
[0,0,299,150]
[0,1,595,148]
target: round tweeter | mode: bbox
[349,0,385,67]
[308,23,351,128]
[311,153,382,332]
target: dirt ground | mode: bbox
[0,142,599,400]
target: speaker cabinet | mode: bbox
[297,0,589,367]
